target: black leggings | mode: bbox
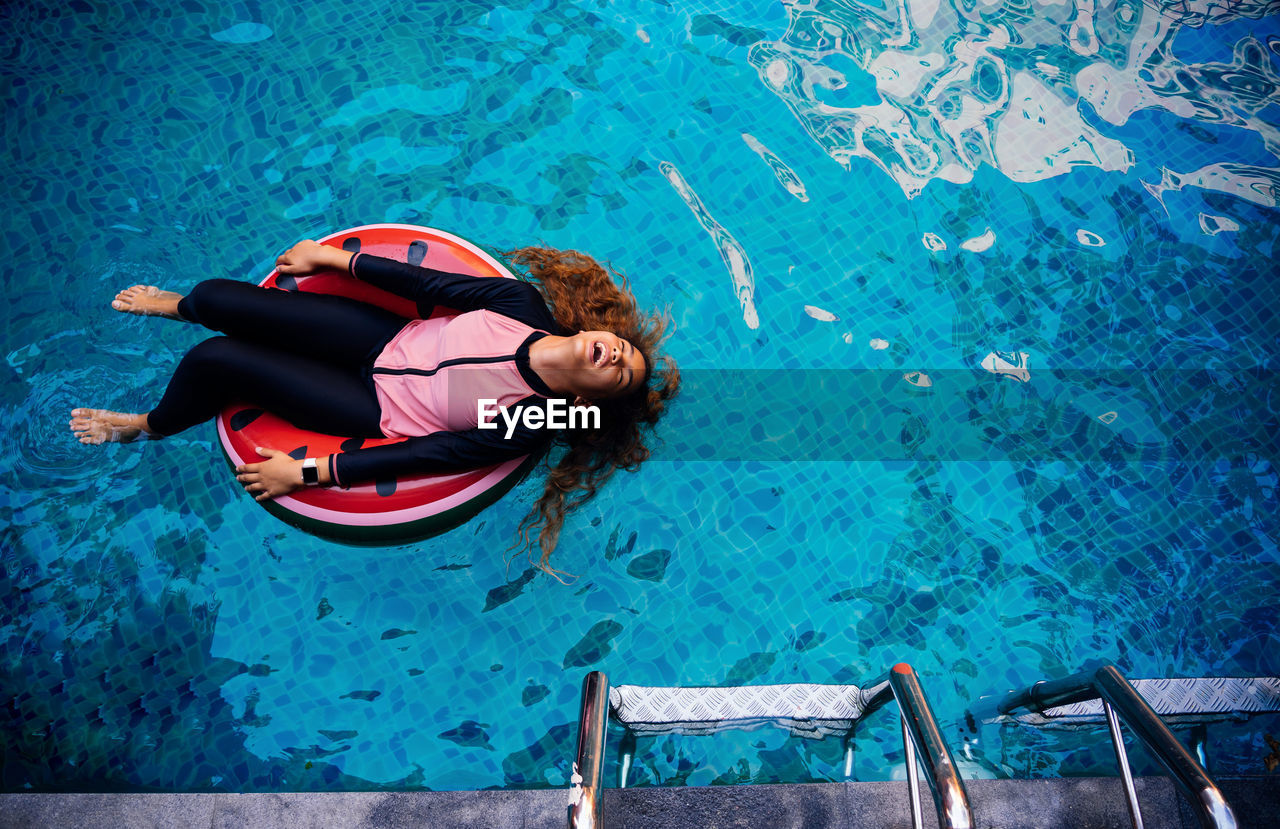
[147,279,407,437]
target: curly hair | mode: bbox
[503,246,680,577]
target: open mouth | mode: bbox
[591,340,607,367]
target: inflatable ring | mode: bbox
[216,223,539,545]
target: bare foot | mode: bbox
[69,408,157,444]
[111,285,185,320]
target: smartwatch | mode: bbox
[301,457,320,486]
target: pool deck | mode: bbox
[2,776,1277,828]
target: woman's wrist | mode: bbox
[300,455,335,487]
[325,246,355,274]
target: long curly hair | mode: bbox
[503,246,680,577]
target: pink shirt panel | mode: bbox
[372,310,546,439]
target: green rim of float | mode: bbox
[216,223,538,546]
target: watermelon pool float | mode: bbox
[216,223,538,545]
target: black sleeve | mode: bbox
[333,406,553,486]
[351,253,560,331]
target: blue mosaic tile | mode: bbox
[2,0,1278,794]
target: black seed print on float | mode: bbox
[230,408,264,430]
[409,239,435,317]
[408,239,428,266]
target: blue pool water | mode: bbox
[2,0,1278,791]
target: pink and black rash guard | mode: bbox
[331,253,567,487]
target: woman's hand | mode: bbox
[235,447,302,502]
[276,239,353,276]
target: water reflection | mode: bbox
[749,0,1278,204]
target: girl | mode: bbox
[70,238,679,573]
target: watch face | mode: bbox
[302,460,319,485]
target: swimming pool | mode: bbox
[2,0,1277,792]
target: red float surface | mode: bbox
[216,224,533,542]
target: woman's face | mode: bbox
[567,330,646,401]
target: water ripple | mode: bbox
[5,360,144,491]
[659,160,760,329]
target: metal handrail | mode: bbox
[568,671,609,829]
[999,664,1237,829]
[568,664,972,829]
[865,663,975,829]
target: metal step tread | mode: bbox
[1020,677,1280,728]
[608,681,882,737]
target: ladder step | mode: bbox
[1015,677,1280,728]
[609,681,887,737]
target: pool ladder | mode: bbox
[996,665,1280,829]
[568,663,1273,829]
[568,662,972,829]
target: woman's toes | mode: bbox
[69,409,107,443]
[112,285,153,312]
[110,285,182,319]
